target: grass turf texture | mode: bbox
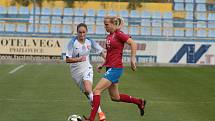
[0,64,215,121]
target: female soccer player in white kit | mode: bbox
[66,23,106,121]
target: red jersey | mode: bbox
[103,30,131,68]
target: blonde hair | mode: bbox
[104,16,124,29]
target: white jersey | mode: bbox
[66,37,103,91]
[66,37,103,69]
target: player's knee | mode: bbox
[82,88,91,96]
[93,88,101,95]
[110,96,120,102]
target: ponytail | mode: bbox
[114,17,124,29]
[104,16,124,29]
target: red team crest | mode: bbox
[106,39,111,49]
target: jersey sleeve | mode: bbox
[66,38,75,58]
[115,30,131,43]
[90,39,104,54]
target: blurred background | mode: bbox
[1,1,215,121]
[0,0,215,65]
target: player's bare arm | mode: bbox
[96,51,106,73]
[66,56,86,63]
[126,38,137,71]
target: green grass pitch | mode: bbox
[0,64,215,121]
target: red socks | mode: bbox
[119,94,141,106]
[88,94,140,121]
[89,95,100,121]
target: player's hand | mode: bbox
[79,56,86,62]
[131,57,136,71]
[96,64,103,73]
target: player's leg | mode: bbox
[108,83,120,101]
[108,82,146,116]
[82,80,106,121]
[108,83,144,104]
[85,78,111,121]
[82,69,106,121]
[82,68,94,102]
[104,68,140,103]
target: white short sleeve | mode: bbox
[66,37,76,58]
[90,39,103,54]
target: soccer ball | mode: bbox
[67,114,82,121]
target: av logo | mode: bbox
[170,44,211,63]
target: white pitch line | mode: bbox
[9,64,26,74]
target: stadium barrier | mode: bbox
[1,36,215,65]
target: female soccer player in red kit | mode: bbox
[84,16,146,121]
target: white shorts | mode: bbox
[70,66,93,92]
